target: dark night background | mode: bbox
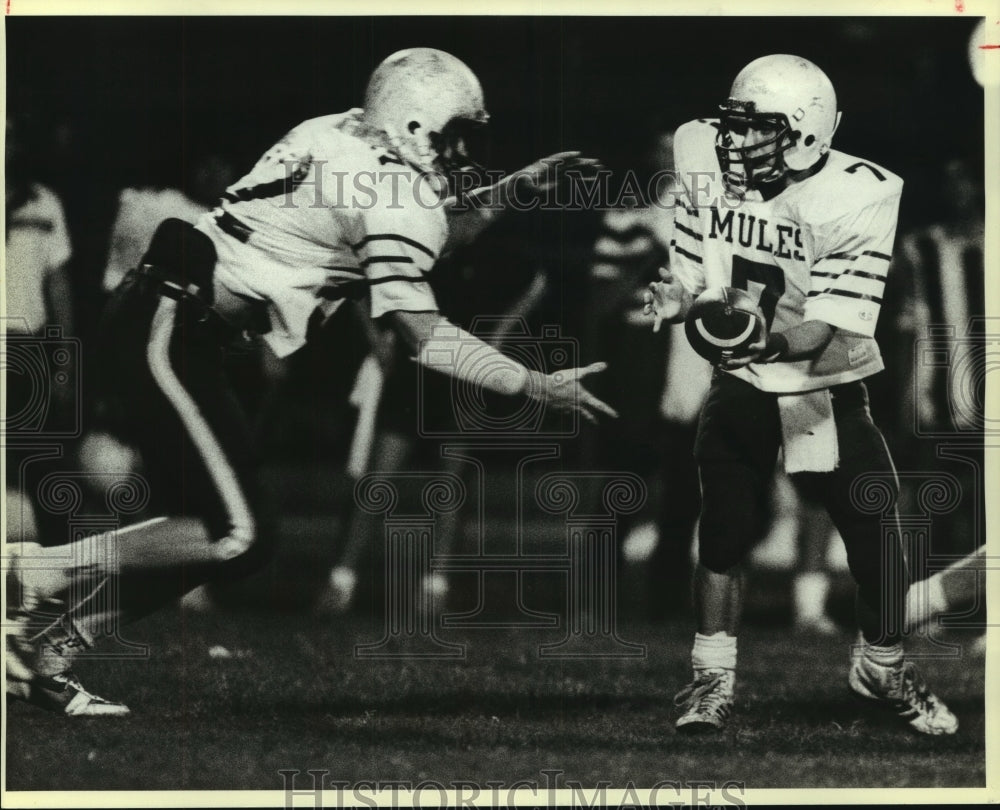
[5,13,987,508]
[3,17,990,790]
[5,13,987,570]
[6,16,985,302]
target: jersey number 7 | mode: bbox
[731,256,785,328]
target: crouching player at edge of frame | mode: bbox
[5,48,617,717]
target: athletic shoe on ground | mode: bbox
[7,619,128,716]
[674,668,735,734]
[23,671,130,717]
[849,657,958,735]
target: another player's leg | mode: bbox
[318,429,413,614]
[6,542,130,716]
[419,451,469,612]
[905,544,987,635]
[787,476,839,635]
[9,220,272,715]
[8,517,229,607]
[674,374,779,734]
[819,382,957,735]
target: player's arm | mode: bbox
[361,188,616,423]
[723,191,901,369]
[388,309,617,424]
[442,151,602,251]
[720,320,835,369]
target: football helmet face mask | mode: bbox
[716,55,842,195]
[363,48,490,177]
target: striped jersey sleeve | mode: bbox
[669,188,708,297]
[803,192,900,337]
[356,171,447,319]
[668,120,715,297]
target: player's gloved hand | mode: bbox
[524,362,619,424]
[642,267,688,332]
[509,151,603,199]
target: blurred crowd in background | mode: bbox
[4,15,988,628]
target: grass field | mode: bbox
[5,605,986,794]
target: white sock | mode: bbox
[861,640,903,669]
[18,517,193,602]
[793,572,830,621]
[691,631,737,671]
[19,532,121,602]
[905,574,947,631]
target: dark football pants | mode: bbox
[694,371,910,641]
[93,256,274,618]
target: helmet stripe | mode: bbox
[694,316,756,348]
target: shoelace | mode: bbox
[673,672,729,711]
[30,613,91,652]
[50,672,108,702]
[897,663,934,717]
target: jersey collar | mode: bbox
[757,152,830,201]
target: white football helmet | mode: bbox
[363,48,489,175]
[716,54,842,192]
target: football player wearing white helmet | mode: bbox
[8,48,615,716]
[645,54,957,736]
[363,47,490,177]
[714,54,842,197]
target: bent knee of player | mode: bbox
[213,514,278,580]
[697,506,762,574]
[697,529,748,574]
[213,520,258,563]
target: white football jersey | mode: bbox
[195,110,447,357]
[670,119,903,393]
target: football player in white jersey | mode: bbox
[7,48,616,716]
[646,55,957,735]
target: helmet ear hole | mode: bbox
[407,120,420,134]
[803,134,815,147]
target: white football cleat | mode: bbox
[27,671,130,717]
[6,612,129,717]
[674,668,735,734]
[849,657,958,735]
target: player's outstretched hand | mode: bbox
[642,267,688,332]
[511,151,603,198]
[526,362,619,424]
